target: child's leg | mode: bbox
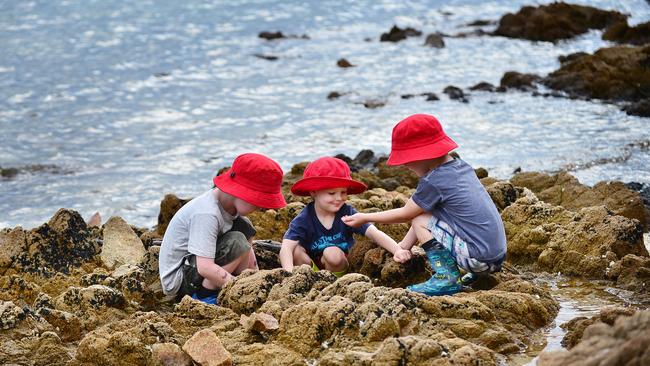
[201,231,255,289]
[320,246,348,273]
[292,245,313,266]
[411,213,434,244]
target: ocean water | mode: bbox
[2,0,650,229]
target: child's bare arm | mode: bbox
[365,225,412,263]
[279,239,299,271]
[342,198,425,227]
[398,226,418,250]
[196,256,234,287]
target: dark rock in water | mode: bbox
[466,19,495,27]
[157,194,190,236]
[401,92,439,101]
[380,25,422,42]
[470,82,496,92]
[603,20,650,45]
[494,3,627,42]
[500,71,541,91]
[0,164,71,180]
[153,72,171,78]
[559,307,636,349]
[475,167,488,179]
[327,91,344,100]
[259,31,285,40]
[0,167,19,179]
[623,98,650,117]
[336,58,355,68]
[362,100,386,109]
[254,54,278,61]
[423,33,445,48]
[543,45,650,102]
[443,85,469,103]
[558,52,589,64]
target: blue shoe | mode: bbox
[407,240,461,296]
[191,292,218,305]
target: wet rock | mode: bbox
[240,312,279,333]
[327,91,345,100]
[467,19,495,27]
[500,71,541,91]
[511,171,648,229]
[361,99,385,109]
[0,301,25,329]
[11,209,99,277]
[538,310,650,366]
[602,20,650,45]
[356,246,431,288]
[157,194,190,236]
[101,216,147,270]
[607,254,650,293]
[401,92,439,101]
[0,164,72,180]
[151,342,193,366]
[470,82,496,92]
[475,167,488,179]
[560,306,636,349]
[182,329,232,366]
[218,268,292,315]
[336,58,355,68]
[623,98,650,117]
[543,45,650,102]
[494,3,626,42]
[443,85,469,102]
[501,195,647,278]
[424,33,445,48]
[251,240,281,270]
[75,311,180,365]
[380,25,422,42]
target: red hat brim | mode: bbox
[291,176,367,196]
[387,135,457,166]
[213,174,287,209]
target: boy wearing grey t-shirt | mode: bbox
[159,153,286,303]
[343,114,506,296]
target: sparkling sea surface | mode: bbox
[1,0,650,229]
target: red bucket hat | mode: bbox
[213,153,287,209]
[291,157,367,196]
[387,114,458,166]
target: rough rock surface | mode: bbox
[101,216,146,270]
[543,45,650,102]
[494,3,626,42]
[559,306,636,349]
[511,171,648,229]
[538,310,650,365]
[501,194,647,278]
[602,20,650,45]
[182,329,232,366]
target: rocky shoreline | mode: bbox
[2,148,649,365]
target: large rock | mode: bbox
[603,20,650,45]
[101,216,146,270]
[543,45,650,102]
[151,342,193,366]
[0,227,25,271]
[501,195,647,278]
[511,172,648,229]
[10,209,99,277]
[538,310,650,365]
[494,3,626,42]
[157,194,190,236]
[559,306,636,349]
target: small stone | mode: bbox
[101,216,146,270]
[424,33,445,48]
[336,58,355,68]
[182,329,232,366]
[240,312,280,333]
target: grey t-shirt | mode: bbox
[412,158,506,262]
[158,189,236,295]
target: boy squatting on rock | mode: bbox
[279,157,412,275]
[343,114,507,296]
[158,153,287,303]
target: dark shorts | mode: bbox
[177,216,256,300]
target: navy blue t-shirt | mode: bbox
[284,202,371,257]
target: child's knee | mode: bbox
[322,247,348,267]
[293,246,311,265]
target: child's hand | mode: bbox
[393,248,412,263]
[341,213,366,228]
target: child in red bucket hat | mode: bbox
[343,114,507,296]
[159,153,286,304]
[279,157,412,276]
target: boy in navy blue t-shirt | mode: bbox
[279,157,412,276]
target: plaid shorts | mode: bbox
[427,215,504,274]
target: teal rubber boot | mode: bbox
[407,239,462,296]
